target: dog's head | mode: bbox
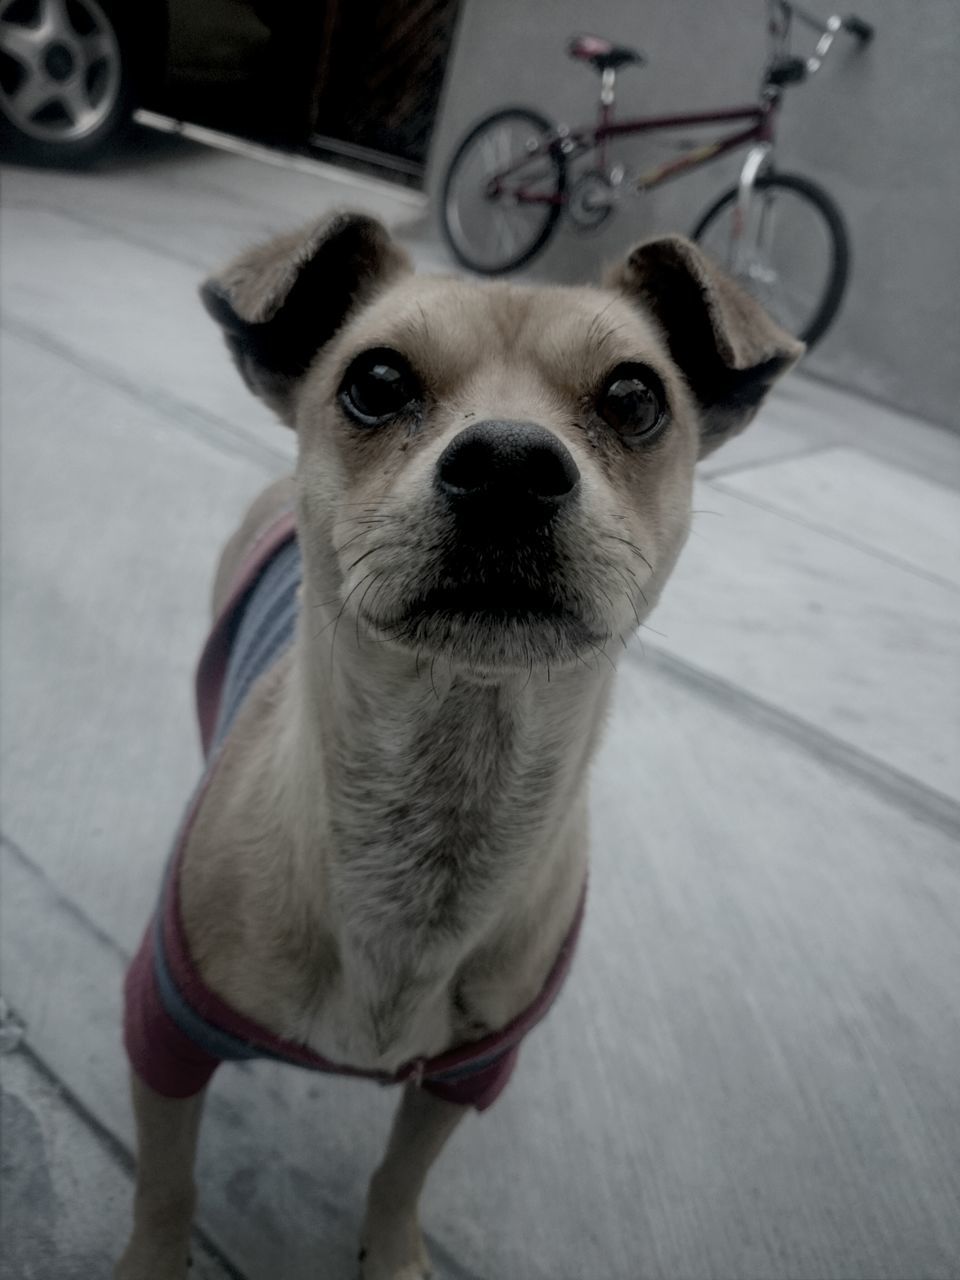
[202,212,801,674]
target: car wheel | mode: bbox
[0,0,140,165]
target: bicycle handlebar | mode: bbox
[766,0,874,89]
[781,0,872,40]
[842,14,874,42]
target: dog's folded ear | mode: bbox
[200,211,410,424]
[606,235,804,455]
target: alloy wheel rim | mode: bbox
[0,0,121,143]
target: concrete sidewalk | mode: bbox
[2,126,959,1280]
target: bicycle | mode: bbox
[441,0,874,347]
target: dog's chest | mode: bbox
[331,687,566,929]
[305,688,574,1066]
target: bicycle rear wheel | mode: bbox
[692,173,849,348]
[441,107,566,275]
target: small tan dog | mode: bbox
[116,211,801,1280]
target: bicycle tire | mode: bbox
[691,172,850,349]
[441,107,567,275]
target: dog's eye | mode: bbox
[598,364,667,444]
[339,348,421,426]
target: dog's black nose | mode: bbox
[436,421,580,526]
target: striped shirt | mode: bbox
[123,511,584,1108]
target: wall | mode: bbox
[427,0,960,428]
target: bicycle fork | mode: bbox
[731,142,774,274]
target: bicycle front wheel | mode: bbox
[441,107,566,275]
[692,173,849,348]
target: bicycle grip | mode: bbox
[844,15,874,41]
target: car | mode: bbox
[0,0,458,182]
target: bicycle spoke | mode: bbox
[480,133,499,174]
[767,277,821,330]
[725,220,738,270]
[496,126,512,170]
[752,193,778,258]
[494,211,515,257]
[696,179,837,341]
[443,109,562,272]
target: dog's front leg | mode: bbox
[360,1083,466,1280]
[115,1071,206,1280]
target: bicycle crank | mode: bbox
[568,169,619,231]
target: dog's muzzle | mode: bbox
[362,419,604,668]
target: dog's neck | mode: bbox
[283,575,612,964]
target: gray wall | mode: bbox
[427,0,960,428]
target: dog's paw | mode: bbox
[358,1216,431,1280]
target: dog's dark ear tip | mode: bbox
[199,279,246,334]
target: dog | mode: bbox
[115,210,801,1280]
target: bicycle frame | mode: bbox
[586,99,774,190]
[492,97,777,207]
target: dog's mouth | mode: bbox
[361,579,609,670]
[336,509,634,671]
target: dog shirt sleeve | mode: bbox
[123,922,223,1099]
[420,1044,520,1112]
[418,885,587,1111]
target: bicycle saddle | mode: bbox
[568,34,646,72]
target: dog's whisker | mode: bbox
[520,657,535,693]
[346,544,390,574]
[600,643,616,672]
[332,497,404,510]
[603,532,654,576]
[356,571,385,648]
[334,515,389,533]
[331,509,390,526]
[585,297,617,349]
[573,647,593,677]
[332,508,389,523]
[584,565,618,620]
[313,602,349,639]
[368,572,394,619]
[331,524,389,547]
[334,523,391,557]
[618,560,649,609]
[344,542,418,576]
[594,321,628,356]
[314,569,379,650]
[609,564,644,630]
